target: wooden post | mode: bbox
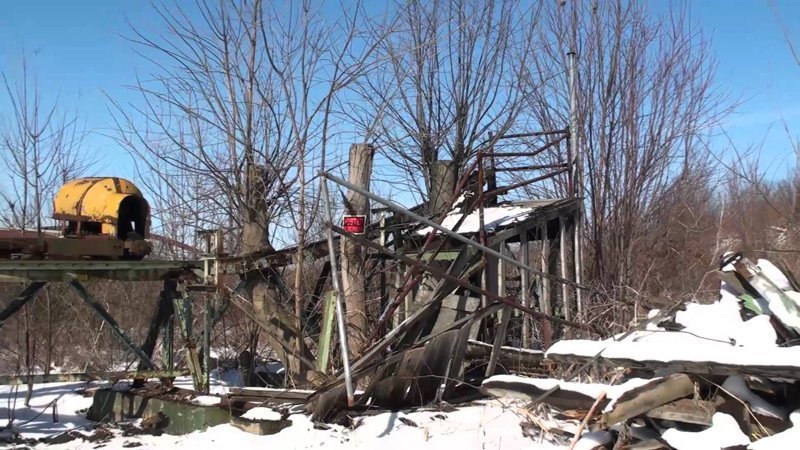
[520,231,530,348]
[540,223,554,348]
[560,216,571,321]
[340,143,375,358]
[429,160,457,216]
[486,245,511,376]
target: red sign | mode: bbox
[342,215,366,234]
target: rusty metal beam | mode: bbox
[0,370,187,385]
[0,281,46,328]
[70,279,156,369]
[0,260,200,283]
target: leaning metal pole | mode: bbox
[321,171,590,292]
[569,37,585,317]
[320,177,355,406]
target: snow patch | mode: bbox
[662,412,750,450]
[573,430,613,450]
[241,407,283,421]
[722,375,786,420]
[190,395,222,406]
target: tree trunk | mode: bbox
[340,143,375,358]
[242,163,312,385]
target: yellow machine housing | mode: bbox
[53,177,150,239]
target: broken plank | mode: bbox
[646,398,719,426]
[602,374,694,426]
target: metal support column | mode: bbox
[172,292,204,393]
[138,279,177,373]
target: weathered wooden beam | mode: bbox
[646,398,719,426]
[0,260,200,283]
[486,246,511,377]
[602,374,695,426]
[465,340,544,368]
[547,352,800,380]
[172,295,205,393]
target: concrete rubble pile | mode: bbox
[481,253,800,449]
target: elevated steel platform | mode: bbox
[0,260,202,283]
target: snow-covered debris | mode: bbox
[721,375,787,420]
[661,412,751,449]
[416,203,538,235]
[546,338,800,368]
[481,374,653,412]
[757,259,792,291]
[241,407,283,421]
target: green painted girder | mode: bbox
[0,260,202,282]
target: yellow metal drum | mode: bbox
[53,177,150,239]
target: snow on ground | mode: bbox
[482,374,654,413]
[2,380,564,449]
[190,395,222,406]
[546,292,800,368]
[173,367,243,395]
[0,381,98,440]
[661,412,751,450]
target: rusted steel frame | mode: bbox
[365,159,480,343]
[484,168,570,199]
[332,225,599,334]
[496,129,568,139]
[488,134,568,159]
[138,279,177,373]
[69,279,156,369]
[494,163,569,173]
[0,370,188,385]
[0,281,46,328]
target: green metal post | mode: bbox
[172,294,203,392]
[316,291,337,373]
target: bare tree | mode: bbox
[112,0,387,384]
[351,0,540,203]
[0,57,90,231]
[519,0,730,295]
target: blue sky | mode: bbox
[0,0,799,183]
